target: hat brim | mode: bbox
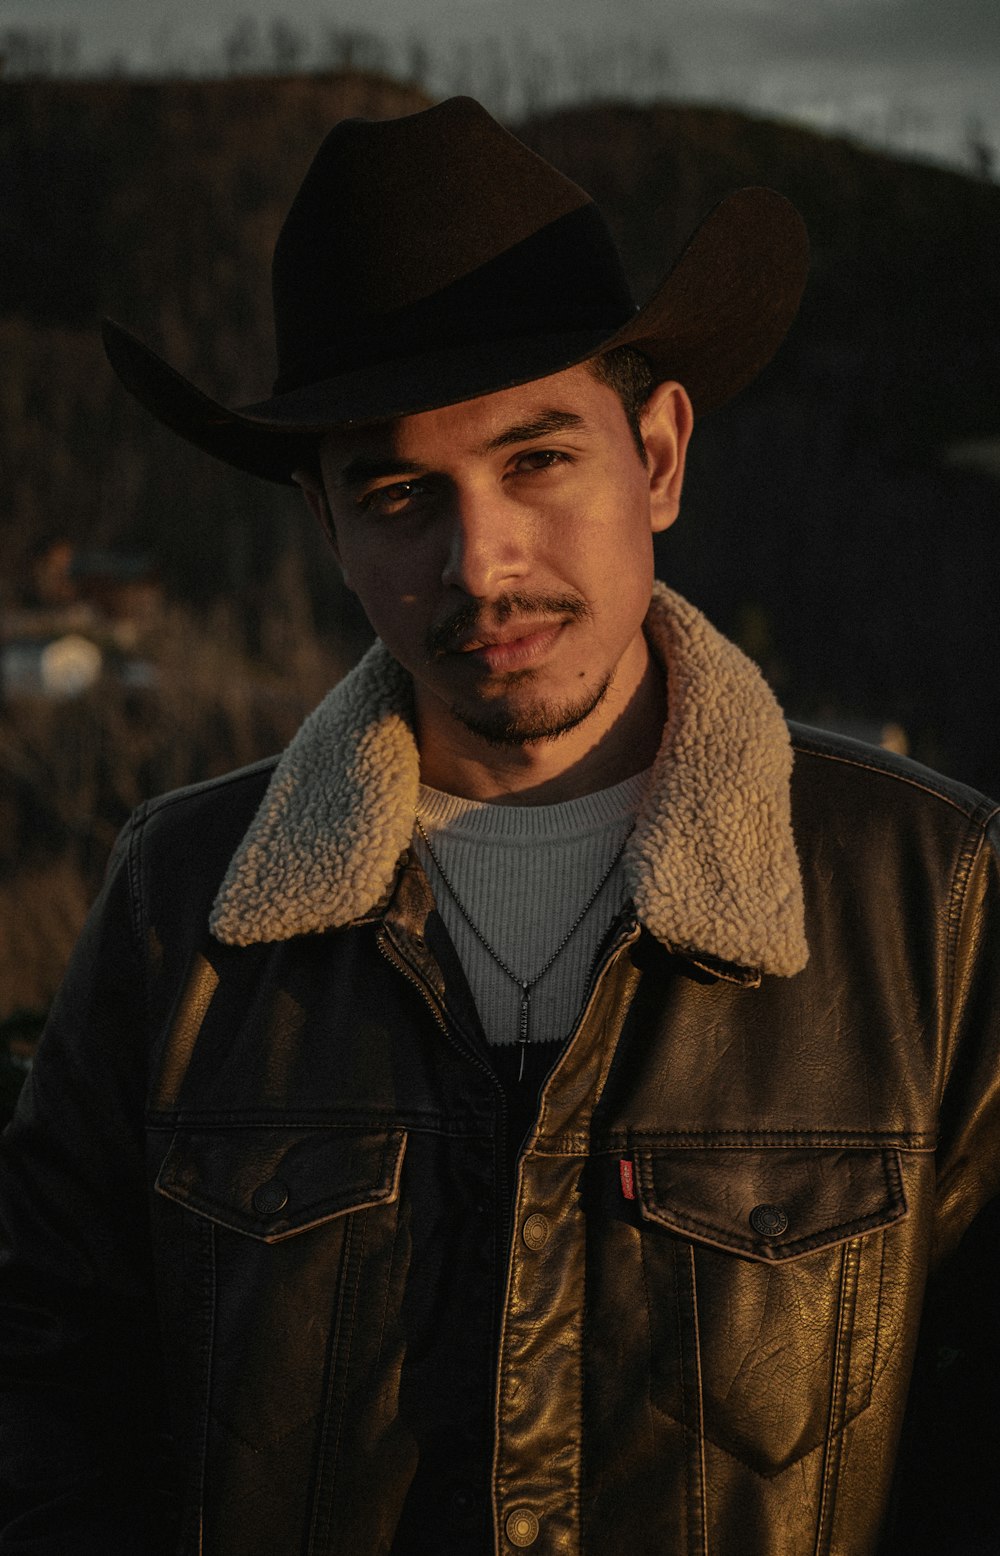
[102,186,808,486]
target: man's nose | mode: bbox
[439,486,529,598]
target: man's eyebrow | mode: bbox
[479,410,586,453]
[332,454,424,492]
[330,409,587,487]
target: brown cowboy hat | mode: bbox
[102,96,809,486]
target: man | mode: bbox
[1,97,998,1556]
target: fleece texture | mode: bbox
[210,582,808,977]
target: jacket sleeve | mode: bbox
[0,810,176,1553]
[884,808,1000,1555]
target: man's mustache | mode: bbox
[426,592,591,658]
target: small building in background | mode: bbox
[1,540,161,699]
[2,633,103,698]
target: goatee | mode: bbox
[450,673,613,748]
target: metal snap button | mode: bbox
[506,1507,540,1547]
[252,1178,289,1216]
[749,1202,789,1239]
[522,1213,550,1251]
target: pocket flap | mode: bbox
[634,1147,906,1262]
[155,1126,406,1242]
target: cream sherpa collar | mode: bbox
[210,582,808,978]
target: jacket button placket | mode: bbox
[494,1154,584,1554]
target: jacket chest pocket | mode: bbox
[634,1146,907,1476]
[152,1126,407,1460]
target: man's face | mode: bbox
[308,363,689,767]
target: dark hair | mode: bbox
[587,345,657,461]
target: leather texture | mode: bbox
[1,728,999,1554]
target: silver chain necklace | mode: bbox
[414,813,632,1079]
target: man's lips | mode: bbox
[450,620,566,671]
[426,594,588,662]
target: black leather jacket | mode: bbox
[2,595,999,1556]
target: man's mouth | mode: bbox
[454,620,566,672]
[426,592,589,666]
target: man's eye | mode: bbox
[513,449,569,473]
[358,480,427,515]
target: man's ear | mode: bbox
[292,467,345,574]
[640,380,693,535]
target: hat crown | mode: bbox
[271,96,636,393]
[102,98,809,483]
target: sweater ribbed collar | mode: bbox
[416,768,648,840]
[210,582,808,979]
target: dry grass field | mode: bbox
[0,577,350,1026]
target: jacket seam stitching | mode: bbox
[943,819,989,1028]
[793,740,1000,824]
[309,1208,368,1549]
[624,1130,935,1147]
[815,1240,854,1553]
[372,1192,402,1381]
[640,1206,905,1259]
[871,1223,889,1394]
[189,1216,216,1546]
[687,1244,708,1556]
[144,1111,491,1134]
[650,1401,837,1480]
[142,759,277,819]
[670,1238,691,1475]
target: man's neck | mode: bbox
[415,652,667,805]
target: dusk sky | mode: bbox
[3,0,1000,171]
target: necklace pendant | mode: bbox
[517,988,531,1082]
[415,808,633,1072]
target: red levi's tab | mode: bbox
[619,1157,636,1201]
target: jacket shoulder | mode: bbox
[789,721,1000,831]
[125,759,279,931]
[140,757,278,831]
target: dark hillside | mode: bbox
[1,71,429,640]
[521,105,1000,786]
[2,77,999,786]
